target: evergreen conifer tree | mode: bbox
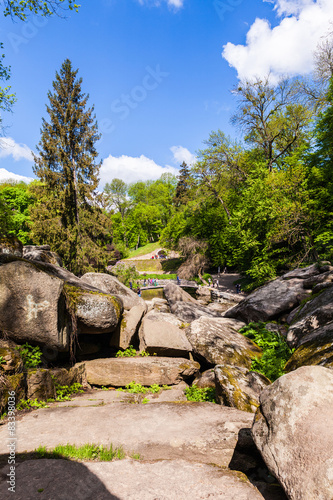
[31,59,112,274]
[174,161,191,206]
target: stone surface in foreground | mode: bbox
[0,459,265,500]
[0,402,254,467]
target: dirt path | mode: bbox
[212,273,247,296]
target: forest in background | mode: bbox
[1,33,333,289]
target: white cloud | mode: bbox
[223,0,333,82]
[137,0,184,9]
[170,145,196,166]
[0,137,34,162]
[99,154,179,187]
[0,168,33,184]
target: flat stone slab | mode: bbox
[0,402,254,467]
[0,458,265,500]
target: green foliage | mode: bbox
[117,382,164,394]
[141,273,177,280]
[0,355,5,368]
[0,181,34,243]
[17,398,50,410]
[3,1,80,20]
[115,346,137,358]
[16,343,42,369]
[34,443,126,462]
[54,382,83,401]
[185,386,216,403]
[240,322,294,381]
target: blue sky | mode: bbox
[0,0,332,186]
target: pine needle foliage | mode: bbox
[30,59,112,274]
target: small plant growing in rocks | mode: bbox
[185,386,216,403]
[15,343,43,368]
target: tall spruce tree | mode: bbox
[31,59,112,274]
[174,161,192,206]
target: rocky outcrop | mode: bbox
[193,369,216,388]
[215,365,270,413]
[0,339,23,373]
[252,366,333,500]
[74,290,123,334]
[185,316,259,368]
[139,311,192,357]
[81,357,200,386]
[23,245,63,266]
[225,278,310,323]
[80,272,147,311]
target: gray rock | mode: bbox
[110,304,146,350]
[252,366,333,500]
[76,292,123,334]
[164,281,198,306]
[225,278,310,323]
[287,285,333,347]
[193,369,216,388]
[81,356,200,386]
[171,301,223,323]
[285,321,333,371]
[282,264,320,279]
[139,312,192,357]
[302,271,333,289]
[50,364,88,389]
[0,260,69,350]
[23,245,62,266]
[80,272,147,311]
[0,339,23,373]
[186,316,259,369]
[215,365,270,413]
[26,368,56,401]
[0,458,266,500]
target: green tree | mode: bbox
[174,161,192,206]
[0,180,34,243]
[31,59,112,274]
[2,0,79,20]
[0,44,16,133]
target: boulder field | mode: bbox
[0,244,333,499]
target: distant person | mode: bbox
[143,279,146,287]
[208,277,212,287]
[214,280,219,289]
[235,284,241,294]
[137,287,141,297]
[177,275,180,285]
[223,266,227,274]
[129,281,132,290]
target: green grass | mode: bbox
[34,443,127,461]
[140,273,177,280]
[127,241,161,258]
[185,386,216,403]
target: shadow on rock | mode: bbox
[228,428,288,500]
[0,452,120,500]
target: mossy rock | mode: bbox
[26,368,56,401]
[0,235,23,257]
[0,372,25,415]
[285,334,333,372]
[0,341,23,373]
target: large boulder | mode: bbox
[139,311,192,357]
[0,372,25,416]
[281,263,320,280]
[0,260,69,350]
[80,272,147,311]
[81,357,200,386]
[185,316,259,368]
[252,366,333,500]
[69,288,123,335]
[285,321,333,371]
[193,369,216,388]
[0,340,23,373]
[110,304,146,350]
[287,286,333,348]
[225,278,310,323]
[23,245,63,266]
[215,365,270,413]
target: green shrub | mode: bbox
[55,382,84,401]
[115,346,137,358]
[16,343,43,368]
[239,322,294,381]
[185,386,216,403]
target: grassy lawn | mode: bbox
[127,242,161,258]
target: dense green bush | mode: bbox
[239,322,293,381]
[185,386,216,403]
